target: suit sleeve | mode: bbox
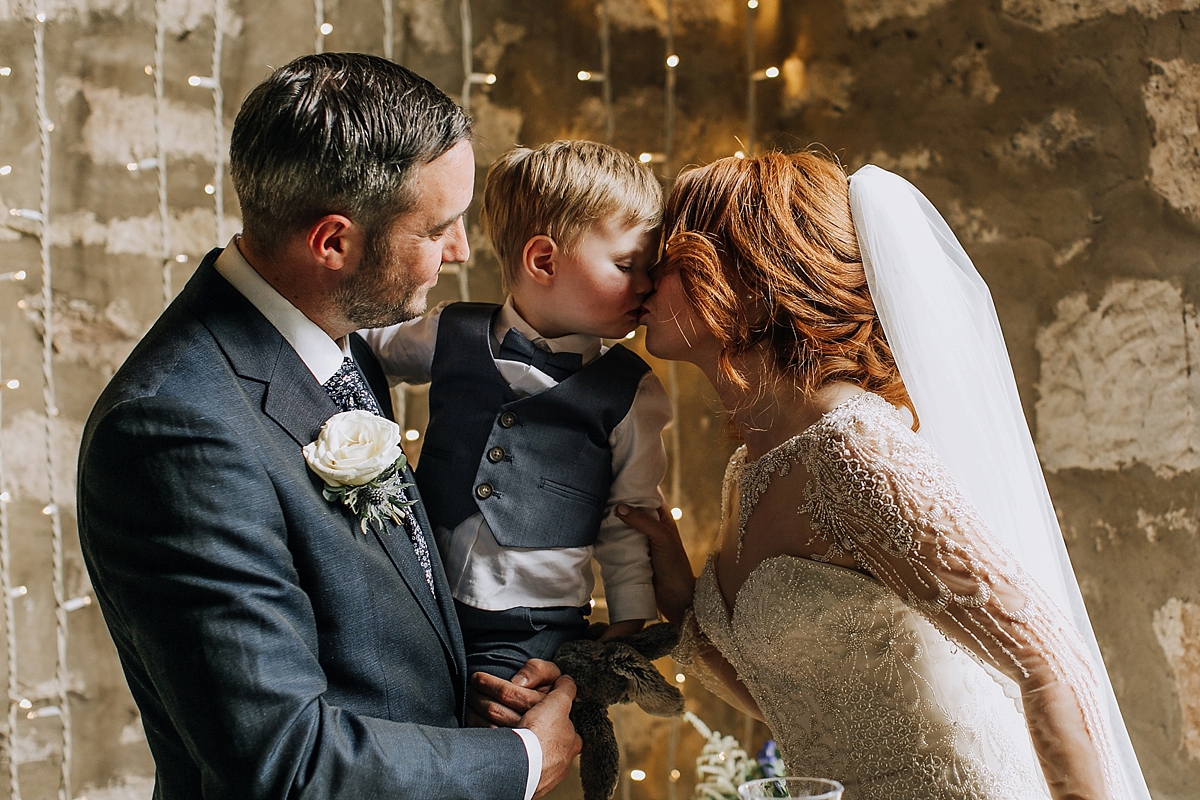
[78,394,529,800]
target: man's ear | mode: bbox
[520,235,558,288]
[307,214,361,272]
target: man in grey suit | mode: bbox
[77,53,580,799]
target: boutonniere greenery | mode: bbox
[302,410,416,534]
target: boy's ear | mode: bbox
[521,235,558,288]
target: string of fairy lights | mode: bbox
[0,0,781,796]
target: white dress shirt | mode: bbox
[361,297,671,624]
[214,240,541,800]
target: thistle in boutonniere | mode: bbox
[303,410,416,534]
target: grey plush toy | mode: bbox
[554,622,686,800]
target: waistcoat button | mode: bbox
[487,446,505,463]
[499,411,518,428]
[475,483,494,499]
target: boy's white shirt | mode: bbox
[361,297,669,623]
[215,239,541,800]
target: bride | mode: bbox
[616,152,1150,799]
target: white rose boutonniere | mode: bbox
[303,410,416,534]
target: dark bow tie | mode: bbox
[497,328,584,382]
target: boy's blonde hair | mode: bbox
[482,140,663,287]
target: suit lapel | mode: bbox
[351,337,463,681]
[185,253,461,678]
[402,465,466,678]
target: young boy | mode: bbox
[362,140,670,679]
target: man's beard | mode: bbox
[334,236,427,329]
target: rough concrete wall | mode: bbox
[0,0,1194,798]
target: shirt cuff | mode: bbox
[606,582,657,624]
[513,728,542,800]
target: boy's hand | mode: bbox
[466,658,559,728]
[616,502,696,623]
[597,619,646,641]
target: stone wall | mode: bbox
[0,0,1195,798]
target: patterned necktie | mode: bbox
[497,328,584,382]
[323,357,385,416]
[322,357,436,597]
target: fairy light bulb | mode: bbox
[666,54,680,68]
[319,22,333,35]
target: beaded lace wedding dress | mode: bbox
[678,392,1127,800]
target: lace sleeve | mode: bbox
[800,396,1121,800]
[674,607,763,720]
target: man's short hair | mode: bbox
[481,140,663,287]
[230,53,472,254]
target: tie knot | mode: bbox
[323,357,384,416]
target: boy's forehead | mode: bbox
[586,214,660,246]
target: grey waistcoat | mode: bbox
[415,302,650,549]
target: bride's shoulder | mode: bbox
[810,391,912,435]
[801,391,920,461]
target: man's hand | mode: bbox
[519,676,582,798]
[467,659,560,728]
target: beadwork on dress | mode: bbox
[676,392,1126,800]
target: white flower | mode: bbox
[303,410,403,487]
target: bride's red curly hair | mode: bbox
[663,150,917,426]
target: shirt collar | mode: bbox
[214,235,350,384]
[494,296,602,364]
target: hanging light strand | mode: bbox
[664,0,676,180]
[382,0,394,60]
[600,0,613,142]
[0,344,21,800]
[453,0,474,302]
[33,10,73,800]
[460,0,474,114]
[315,0,326,54]
[745,1,757,157]
[154,0,171,306]
[663,5,684,794]
[211,0,225,246]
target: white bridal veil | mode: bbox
[848,165,1150,800]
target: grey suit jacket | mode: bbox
[77,250,529,799]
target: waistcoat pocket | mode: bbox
[538,476,603,506]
